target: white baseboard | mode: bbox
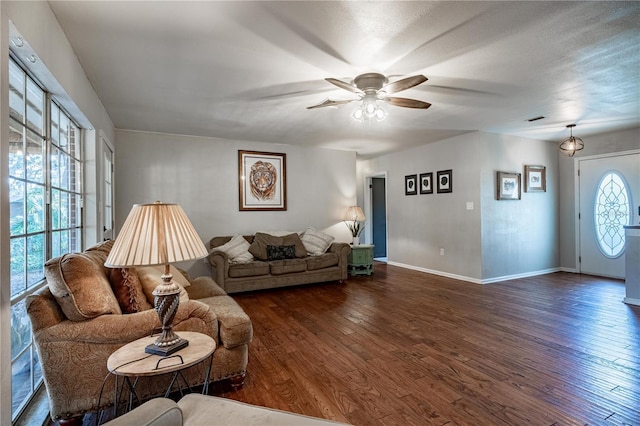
[386,261,483,284]
[623,297,640,306]
[559,267,578,273]
[480,267,561,284]
[386,262,560,285]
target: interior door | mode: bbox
[579,152,639,278]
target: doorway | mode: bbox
[369,175,387,261]
[578,151,639,278]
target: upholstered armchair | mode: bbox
[26,241,253,425]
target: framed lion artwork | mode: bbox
[238,150,287,211]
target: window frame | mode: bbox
[8,54,84,422]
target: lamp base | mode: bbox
[145,339,189,356]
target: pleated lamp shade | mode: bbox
[344,206,366,222]
[105,202,208,268]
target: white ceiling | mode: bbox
[47,1,640,158]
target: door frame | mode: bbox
[100,132,116,240]
[363,170,388,258]
[574,149,639,274]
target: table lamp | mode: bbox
[105,201,208,356]
[344,206,366,245]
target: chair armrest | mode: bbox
[36,300,217,345]
[186,276,227,299]
[104,398,182,426]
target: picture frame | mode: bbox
[419,172,433,194]
[524,165,546,192]
[238,150,287,211]
[405,174,418,195]
[497,171,521,200]
[436,170,452,193]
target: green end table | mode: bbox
[348,244,374,276]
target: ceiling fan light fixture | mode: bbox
[352,98,386,122]
[559,124,584,157]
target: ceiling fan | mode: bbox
[307,72,431,120]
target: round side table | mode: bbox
[105,331,215,419]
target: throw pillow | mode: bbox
[301,228,335,256]
[250,232,307,260]
[137,265,190,306]
[45,250,122,321]
[215,235,254,263]
[109,268,153,314]
[266,245,297,261]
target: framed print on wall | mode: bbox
[405,174,418,195]
[419,172,433,194]
[238,150,287,211]
[436,169,452,193]
[497,171,521,200]
[525,165,546,192]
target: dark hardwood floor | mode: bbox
[214,263,640,425]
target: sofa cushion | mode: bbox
[269,258,307,275]
[249,233,306,260]
[137,265,190,305]
[305,252,339,271]
[210,235,253,249]
[301,228,335,256]
[215,235,254,264]
[228,261,270,278]
[45,248,122,321]
[109,268,153,314]
[266,244,296,261]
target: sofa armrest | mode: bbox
[207,250,229,291]
[104,398,182,426]
[186,276,227,299]
[328,243,351,281]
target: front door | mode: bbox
[579,152,639,278]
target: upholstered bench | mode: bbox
[105,394,350,425]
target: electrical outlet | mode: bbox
[440,248,445,256]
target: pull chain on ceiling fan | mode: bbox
[307,72,431,121]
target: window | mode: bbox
[594,171,631,258]
[8,56,83,421]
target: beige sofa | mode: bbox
[26,240,253,424]
[105,394,349,425]
[207,232,351,294]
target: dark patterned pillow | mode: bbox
[267,245,296,261]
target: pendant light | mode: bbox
[559,124,584,157]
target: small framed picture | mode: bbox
[405,174,417,195]
[436,170,452,193]
[525,165,546,192]
[497,171,521,200]
[419,172,433,194]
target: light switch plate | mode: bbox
[466,202,474,210]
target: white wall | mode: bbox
[114,129,357,277]
[357,131,560,283]
[1,2,114,424]
[358,132,484,281]
[559,126,640,270]
[479,133,559,281]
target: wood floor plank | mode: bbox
[210,265,640,425]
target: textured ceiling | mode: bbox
[47,1,640,158]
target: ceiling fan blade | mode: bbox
[383,97,432,109]
[325,78,362,95]
[306,98,358,109]
[383,75,428,94]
